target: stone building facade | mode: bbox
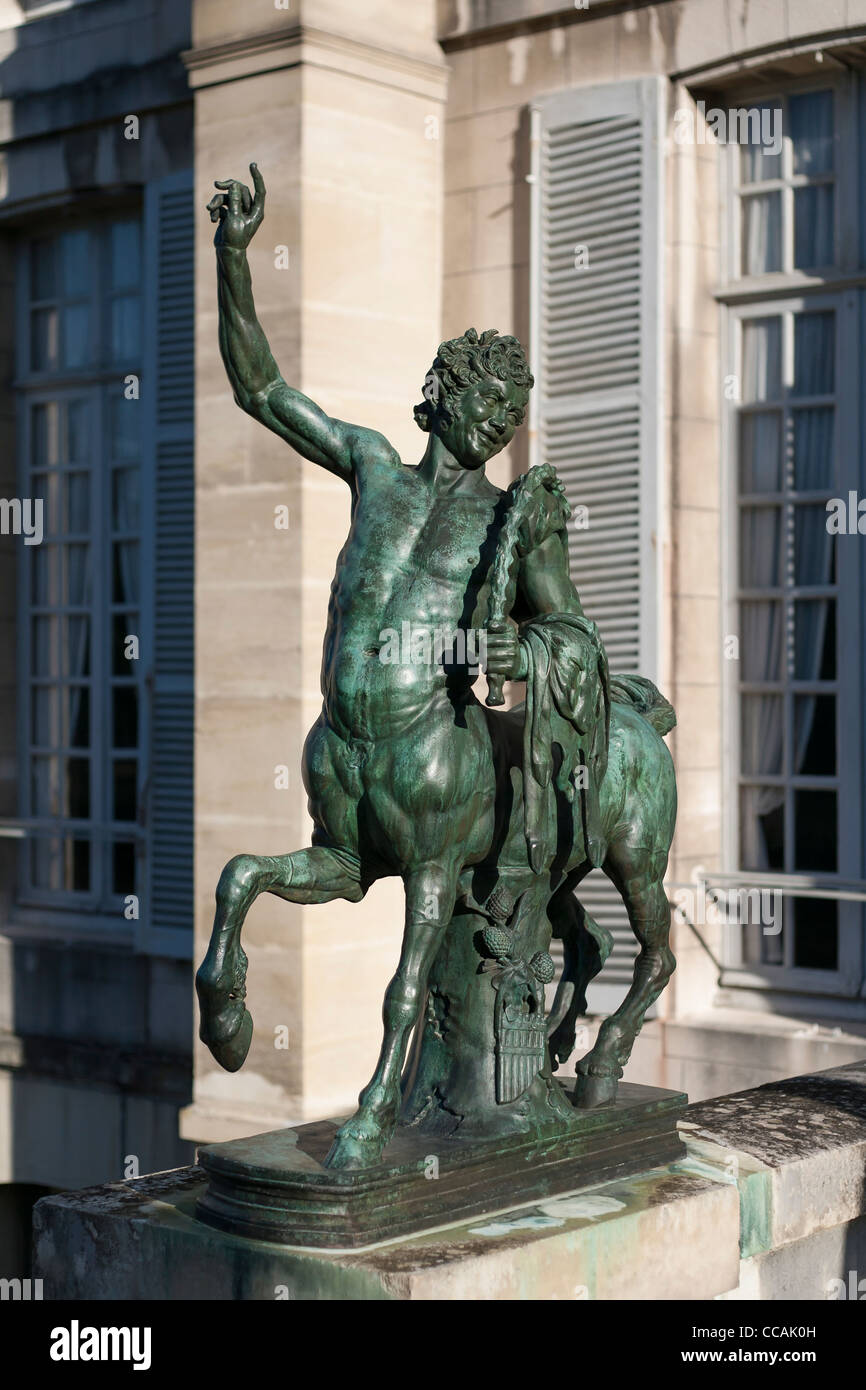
[0,0,864,1268]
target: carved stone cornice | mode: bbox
[182,22,449,102]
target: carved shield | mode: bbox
[494,968,546,1104]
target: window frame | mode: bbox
[718,70,865,1004]
[720,73,860,300]
[13,212,149,930]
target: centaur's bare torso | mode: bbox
[322,449,505,741]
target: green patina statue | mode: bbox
[196,165,678,1173]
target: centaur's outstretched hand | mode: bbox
[208,161,266,251]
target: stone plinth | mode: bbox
[33,1159,734,1301]
[33,1062,866,1300]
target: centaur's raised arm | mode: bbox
[209,163,367,485]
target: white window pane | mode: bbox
[741,192,782,275]
[741,317,782,402]
[790,90,834,176]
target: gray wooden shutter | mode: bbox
[140,170,195,953]
[530,79,664,1011]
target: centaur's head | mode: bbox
[414,327,534,471]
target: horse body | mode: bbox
[197,671,676,1165]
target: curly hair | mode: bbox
[414,327,534,433]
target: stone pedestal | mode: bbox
[33,1154,734,1301]
[33,1062,866,1300]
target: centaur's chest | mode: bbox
[351,467,506,594]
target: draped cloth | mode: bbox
[519,612,610,875]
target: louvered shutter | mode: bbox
[139,170,195,954]
[530,79,664,1011]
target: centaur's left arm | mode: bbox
[484,529,585,684]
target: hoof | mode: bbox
[206,1007,253,1073]
[323,1129,384,1171]
[573,1069,618,1109]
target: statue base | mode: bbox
[195,1081,687,1249]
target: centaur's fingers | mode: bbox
[206,192,227,223]
[250,162,266,207]
[249,163,266,229]
[238,183,252,215]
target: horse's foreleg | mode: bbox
[574,852,675,1108]
[196,847,364,1073]
[324,860,459,1170]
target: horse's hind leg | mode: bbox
[574,846,675,1108]
[547,886,614,1073]
[196,847,364,1073]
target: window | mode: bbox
[721,78,864,1003]
[737,90,837,277]
[14,173,195,953]
[18,217,144,915]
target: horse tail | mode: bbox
[609,674,676,737]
